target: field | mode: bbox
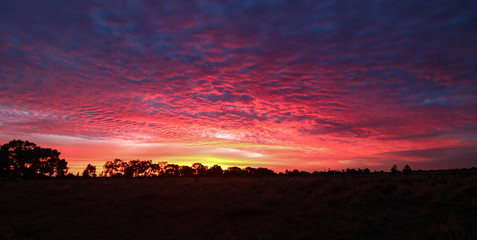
[1,171,477,240]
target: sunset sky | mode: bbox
[1,0,477,174]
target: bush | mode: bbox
[402,164,412,175]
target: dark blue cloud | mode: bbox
[382,145,477,169]
[1,0,477,170]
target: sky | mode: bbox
[1,0,477,174]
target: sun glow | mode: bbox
[159,155,270,169]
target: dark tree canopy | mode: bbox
[192,162,208,176]
[164,164,180,177]
[391,164,399,174]
[0,139,68,178]
[206,164,223,177]
[402,164,412,175]
[82,164,96,178]
[103,158,125,177]
[99,159,279,178]
[103,159,167,177]
[180,166,195,177]
[224,166,246,177]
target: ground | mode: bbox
[1,171,477,239]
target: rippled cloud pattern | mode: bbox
[1,0,477,172]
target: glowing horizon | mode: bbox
[1,0,477,174]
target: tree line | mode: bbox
[1,139,416,179]
[87,160,416,178]
[81,160,414,178]
[81,159,276,178]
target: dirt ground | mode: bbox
[1,171,477,240]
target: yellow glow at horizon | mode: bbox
[158,155,272,169]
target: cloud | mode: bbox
[378,145,477,169]
[1,0,477,173]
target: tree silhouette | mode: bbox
[150,162,167,176]
[95,161,277,178]
[254,167,275,176]
[140,160,155,177]
[224,166,246,177]
[180,166,194,177]
[206,164,223,177]
[346,168,358,174]
[164,164,180,176]
[402,164,412,175]
[103,159,124,177]
[285,169,300,176]
[0,139,68,178]
[122,163,134,178]
[82,164,96,178]
[103,159,166,177]
[124,160,146,177]
[391,164,399,174]
[192,163,208,176]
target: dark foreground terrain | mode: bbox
[1,171,477,240]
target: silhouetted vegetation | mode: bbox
[0,139,68,178]
[82,164,96,178]
[101,159,275,178]
[391,164,399,174]
[402,164,412,175]
[0,139,428,180]
[98,159,417,178]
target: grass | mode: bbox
[1,171,477,239]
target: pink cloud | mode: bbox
[1,0,477,173]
